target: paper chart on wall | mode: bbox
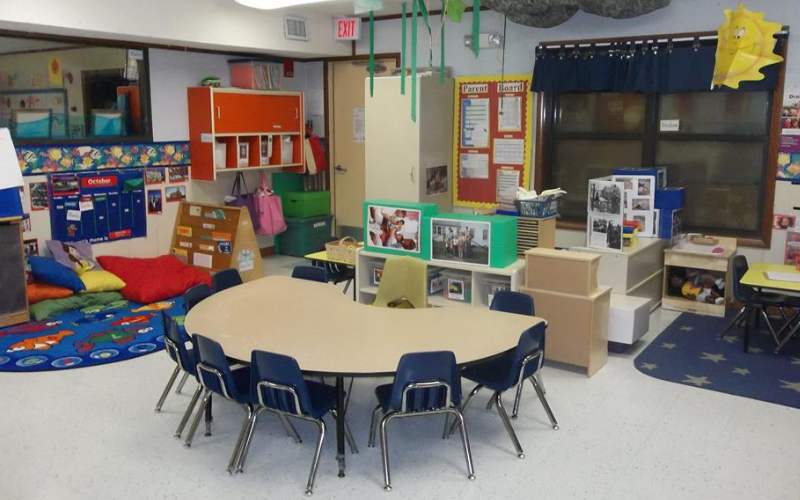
[353,108,365,143]
[496,168,520,206]
[498,96,522,131]
[460,153,489,179]
[493,138,524,165]
[461,99,489,148]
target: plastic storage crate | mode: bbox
[515,197,559,218]
[282,191,331,218]
[277,214,334,257]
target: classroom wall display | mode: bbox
[168,165,188,183]
[777,90,800,181]
[49,170,146,243]
[363,200,439,260]
[587,178,624,253]
[612,174,657,236]
[16,141,189,175]
[773,214,797,230]
[165,185,186,203]
[147,189,162,215]
[144,168,165,184]
[452,75,533,208]
[429,212,518,269]
[28,181,49,210]
[786,229,800,265]
[23,238,38,256]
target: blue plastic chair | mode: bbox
[489,291,546,417]
[233,351,357,494]
[156,311,205,439]
[212,269,243,294]
[448,323,558,458]
[184,283,212,313]
[368,351,475,491]
[292,265,328,283]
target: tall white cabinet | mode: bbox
[365,75,454,211]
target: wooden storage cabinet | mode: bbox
[188,87,305,181]
[525,248,600,297]
[0,220,29,327]
[517,217,556,256]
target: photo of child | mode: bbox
[782,99,799,134]
[366,205,421,253]
[773,214,796,230]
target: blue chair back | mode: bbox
[162,311,194,374]
[251,350,312,416]
[192,334,241,401]
[490,291,535,316]
[389,351,461,412]
[506,323,546,388]
[212,269,243,294]
[185,283,212,313]
[732,255,757,303]
[292,265,328,283]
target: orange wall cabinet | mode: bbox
[188,87,305,181]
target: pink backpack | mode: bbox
[253,173,287,236]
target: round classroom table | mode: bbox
[184,275,543,477]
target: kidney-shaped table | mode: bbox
[185,275,543,477]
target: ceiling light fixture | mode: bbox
[234,0,338,10]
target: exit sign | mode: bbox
[334,16,361,40]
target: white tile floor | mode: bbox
[1,255,799,500]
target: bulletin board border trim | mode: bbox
[452,74,533,209]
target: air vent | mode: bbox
[284,15,309,41]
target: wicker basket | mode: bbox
[515,197,560,218]
[325,236,359,264]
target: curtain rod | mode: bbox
[538,27,790,49]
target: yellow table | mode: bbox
[304,247,359,299]
[303,249,356,266]
[741,262,800,353]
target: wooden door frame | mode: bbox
[322,53,400,233]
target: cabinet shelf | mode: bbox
[215,163,302,173]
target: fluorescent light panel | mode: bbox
[235,0,338,10]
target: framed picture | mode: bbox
[147,189,162,214]
[13,109,52,139]
[23,238,39,256]
[165,185,186,203]
[28,182,49,211]
[238,142,250,167]
[91,110,123,137]
[426,165,448,196]
[260,136,273,165]
[430,217,491,267]
[168,166,189,183]
[145,168,165,185]
[365,204,421,254]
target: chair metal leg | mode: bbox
[379,412,398,491]
[531,377,559,430]
[447,383,482,438]
[719,306,748,339]
[228,405,254,474]
[495,392,524,458]
[175,384,203,439]
[279,413,302,444]
[511,378,525,420]
[305,419,326,496]
[775,318,800,354]
[204,394,213,437]
[448,409,476,480]
[344,377,354,413]
[176,372,190,394]
[154,366,180,412]
[235,407,260,473]
[330,409,358,454]
[184,389,210,447]
[759,308,782,345]
[368,404,382,448]
[535,371,546,394]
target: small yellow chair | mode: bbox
[373,257,428,309]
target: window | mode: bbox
[540,90,774,241]
[0,34,152,145]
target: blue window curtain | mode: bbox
[531,39,783,94]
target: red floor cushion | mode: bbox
[96,255,212,303]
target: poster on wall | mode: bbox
[49,170,146,243]
[365,204,421,253]
[453,76,532,208]
[147,189,162,214]
[785,229,800,265]
[425,165,448,196]
[773,214,797,230]
[28,182,49,211]
[587,178,624,252]
[781,88,799,135]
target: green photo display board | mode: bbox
[363,200,439,260]
[428,212,518,269]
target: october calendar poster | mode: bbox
[453,75,532,208]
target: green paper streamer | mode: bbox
[411,0,419,122]
[369,10,375,97]
[401,2,407,95]
[440,0,445,85]
[418,0,430,30]
[447,0,466,22]
[472,0,480,57]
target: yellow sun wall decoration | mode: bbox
[712,3,783,89]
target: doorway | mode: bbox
[327,56,398,239]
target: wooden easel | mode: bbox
[170,201,263,282]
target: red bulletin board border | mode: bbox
[452,75,533,208]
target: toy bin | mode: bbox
[282,191,331,218]
[427,267,446,295]
[277,214,334,257]
[484,277,511,307]
[441,270,472,302]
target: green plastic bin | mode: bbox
[277,214,334,257]
[282,191,331,218]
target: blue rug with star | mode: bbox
[0,297,184,372]
[634,312,800,409]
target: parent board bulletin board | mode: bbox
[452,75,533,208]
